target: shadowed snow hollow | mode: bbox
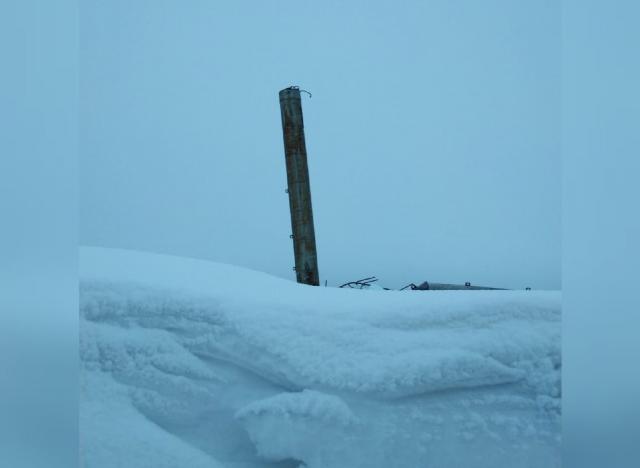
[80,247,561,468]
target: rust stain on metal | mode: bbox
[279,87,320,286]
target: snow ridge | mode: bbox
[80,247,561,468]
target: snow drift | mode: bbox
[79,247,561,467]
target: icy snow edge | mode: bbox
[80,246,561,400]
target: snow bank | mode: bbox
[235,390,357,465]
[80,247,561,467]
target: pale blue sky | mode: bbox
[80,0,560,289]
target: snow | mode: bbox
[80,246,561,467]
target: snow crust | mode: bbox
[80,247,561,467]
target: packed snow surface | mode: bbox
[80,247,561,467]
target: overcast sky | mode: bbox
[80,0,560,290]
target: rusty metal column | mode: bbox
[279,86,319,286]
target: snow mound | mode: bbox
[236,390,357,465]
[80,247,561,467]
[236,390,356,426]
